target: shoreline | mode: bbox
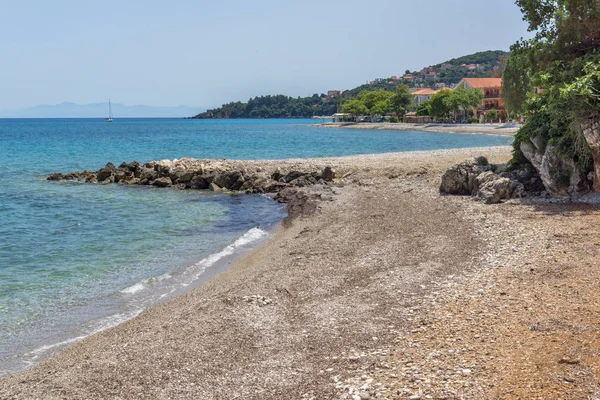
[4,146,600,398]
[1,218,284,378]
[316,121,519,136]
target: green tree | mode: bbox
[502,51,532,116]
[429,89,453,120]
[486,109,499,122]
[341,99,368,117]
[356,90,394,114]
[444,87,483,121]
[388,84,414,119]
[509,0,600,190]
[416,100,432,116]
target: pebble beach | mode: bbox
[4,145,600,399]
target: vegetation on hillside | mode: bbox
[191,50,508,119]
[340,85,413,119]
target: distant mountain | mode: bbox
[0,102,203,118]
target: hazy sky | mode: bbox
[0,1,530,111]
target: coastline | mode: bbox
[316,122,519,136]
[3,146,600,399]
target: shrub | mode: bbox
[468,117,479,124]
[388,116,399,123]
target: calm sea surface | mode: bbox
[0,118,512,375]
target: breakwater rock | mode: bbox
[47,158,339,215]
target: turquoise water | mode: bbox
[0,118,512,375]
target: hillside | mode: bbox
[191,50,508,119]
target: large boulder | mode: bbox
[140,167,158,181]
[152,177,172,187]
[189,175,209,190]
[439,156,491,195]
[290,175,317,187]
[473,171,524,204]
[520,139,589,196]
[213,171,245,190]
[321,166,337,181]
[96,162,117,182]
[578,120,600,191]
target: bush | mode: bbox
[468,117,479,124]
[388,116,399,123]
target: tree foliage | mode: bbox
[510,0,600,175]
[417,88,482,121]
[501,51,532,115]
[389,85,414,117]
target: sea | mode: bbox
[0,118,513,375]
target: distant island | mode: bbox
[0,102,202,118]
[190,50,508,119]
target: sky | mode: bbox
[0,0,531,112]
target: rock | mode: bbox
[209,182,222,192]
[190,175,209,190]
[282,171,306,183]
[473,171,512,204]
[578,120,600,191]
[322,166,337,181]
[140,167,158,181]
[177,171,196,183]
[127,178,140,185]
[520,139,589,196]
[439,157,490,195]
[47,172,63,181]
[290,175,317,187]
[96,162,117,182]
[152,177,172,187]
[213,171,244,190]
[358,392,371,399]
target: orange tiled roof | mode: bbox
[412,89,437,95]
[462,78,502,89]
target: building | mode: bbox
[327,90,341,98]
[435,82,446,89]
[455,78,504,120]
[402,74,415,82]
[440,63,453,71]
[412,88,437,106]
[424,71,437,82]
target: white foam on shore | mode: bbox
[186,227,269,282]
[120,273,172,295]
[23,309,143,365]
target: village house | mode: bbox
[440,63,453,71]
[412,88,437,106]
[455,77,504,120]
[327,90,341,98]
[435,82,446,89]
[402,74,415,82]
[424,71,437,82]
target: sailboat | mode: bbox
[104,99,114,122]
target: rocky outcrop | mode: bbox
[520,138,590,197]
[439,156,491,195]
[47,159,339,199]
[440,157,526,204]
[578,119,600,191]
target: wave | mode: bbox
[8,226,272,376]
[185,226,269,282]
